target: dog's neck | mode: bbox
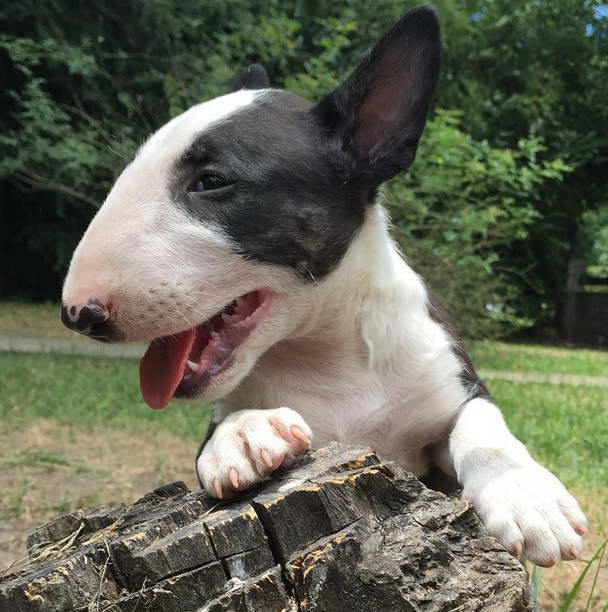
[281,204,443,373]
[234,202,465,466]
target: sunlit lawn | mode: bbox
[0,301,70,340]
[0,352,209,439]
[470,340,608,377]
[1,351,605,494]
[0,302,606,609]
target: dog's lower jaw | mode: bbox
[139,288,281,409]
[175,289,275,399]
[172,291,313,404]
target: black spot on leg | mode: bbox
[428,295,490,401]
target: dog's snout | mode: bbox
[61,300,112,340]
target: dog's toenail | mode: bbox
[538,557,557,568]
[291,425,311,446]
[229,468,239,489]
[565,545,578,560]
[261,449,274,469]
[511,542,523,559]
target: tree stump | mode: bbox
[0,443,534,611]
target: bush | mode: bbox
[1,0,603,337]
[385,110,570,338]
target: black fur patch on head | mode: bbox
[170,6,441,281]
[171,91,369,281]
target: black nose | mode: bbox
[61,300,112,340]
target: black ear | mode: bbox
[313,6,441,183]
[231,63,270,91]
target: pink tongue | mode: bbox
[139,329,195,409]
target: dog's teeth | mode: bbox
[186,360,198,371]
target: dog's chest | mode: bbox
[226,345,450,475]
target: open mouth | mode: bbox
[139,289,272,409]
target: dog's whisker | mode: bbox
[306,268,320,302]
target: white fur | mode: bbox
[202,206,587,564]
[62,89,262,325]
[222,206,469,472]
[64,94,586,567]
[445,398,586,565]
[197,407,312,496]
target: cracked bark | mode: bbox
[0,443,535,612]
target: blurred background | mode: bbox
[0,1,606,608]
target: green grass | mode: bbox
[0,301,70,340]
[0,352,210,441]
[0,343,606,608]
[470,340,608,377]
[4,480,30,519]
[0,449,109,477]
[488,378,607,492]
[1,450,75,469]
[1,350,606,495]
[558,539,608,611]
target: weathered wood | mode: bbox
[0,443,535,611]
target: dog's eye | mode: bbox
[190,174,231,193]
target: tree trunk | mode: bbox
[0,443,534,612]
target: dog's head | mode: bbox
[61,7,441,409]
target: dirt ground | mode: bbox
[534,495,607,610]
[0,419,198,569]
[0,419,605,610]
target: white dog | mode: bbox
[61,6,587,567]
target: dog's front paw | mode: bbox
[197,407,312,499]
[464,461,587,567]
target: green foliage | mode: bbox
[582,207,608,278]
[0,351,209,440]
[558,538,607,611]
[1,0,606,336]
[435,0,608,321]
[385,110,570,336]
